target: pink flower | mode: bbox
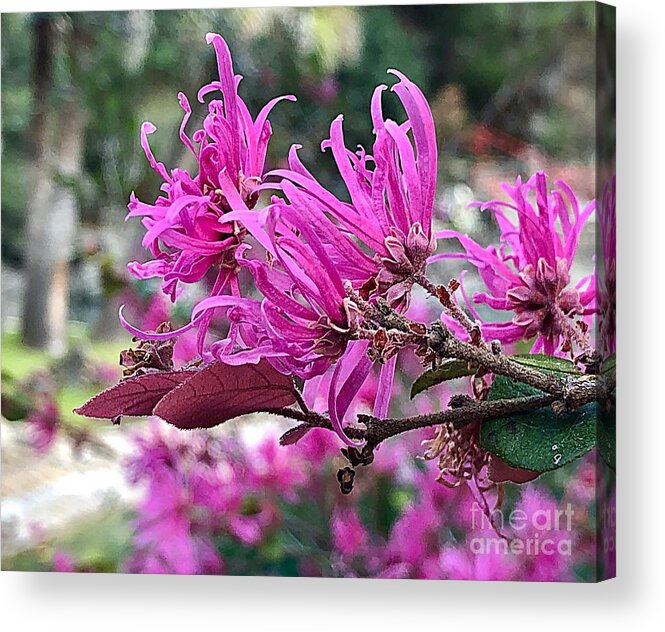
[271,69,437,311]
[52,551,76,573]
[188,203,389,445]
[125,418,178,483]
[25,396,59,455]
[512,487,576,582]
[131,470,213,574]
[129,455,231,575]
[288,427,340,463]
[439,544,517,581]
[120,69,439,446]
[125,424,226,574]
[376,563,411,579]
[122,33,295,352]
[248,435,307,501]
[191,203,359,377]
[434,172,595,355]
[118,407,590,580]
[332,506,368,558]
[385,497,441,572]
[201,69,440,442]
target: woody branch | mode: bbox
[274,297,613,453]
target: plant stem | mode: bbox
[269,285,612,456]
[427,322,568,396]
[267,366,608,451]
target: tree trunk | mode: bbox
[22,16,84,357]
[22,16,55,349]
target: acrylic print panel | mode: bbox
[1,2,615,581]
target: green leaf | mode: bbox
[480,375,596,472]
[410,359,474,398]
[509,353,580,375]
[602,353,616,375]
[597,402,616,470]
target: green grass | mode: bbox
[2,509,134,572]
[1,327,124,379]
[56,385,106,425]
[1,327,126,425]
[1,331,50,380]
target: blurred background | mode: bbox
[1,5,604,578]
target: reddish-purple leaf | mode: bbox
[153,360,297,429]
[279,424,312,446]
[74,371,195,419]
[488,455,541,484]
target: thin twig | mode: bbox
[266,369,608,452]
[427,322,569,396]
[357,392,557,446]
[415,274,485,347]
[266,282,612,456]
[350,287,575,398]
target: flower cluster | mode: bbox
[56,29,613,585]
[124,34,445,445]
[120,34,600,448]
[25,394,59,455]
[123,419,307,574]
[46,421,602,580]
[270,70,438,311]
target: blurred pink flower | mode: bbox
[52,551,76,573]
[249,435,307,498]
[25,396,59,455]
[125,418,178,483]
[385,498,441,573]
[131,469,223,575]
[142,293,171,331]
[288,427,340,463]
[440,544,517,581]
[512,487,575,582]
[332,505,368,558]
[120,415,591,580]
